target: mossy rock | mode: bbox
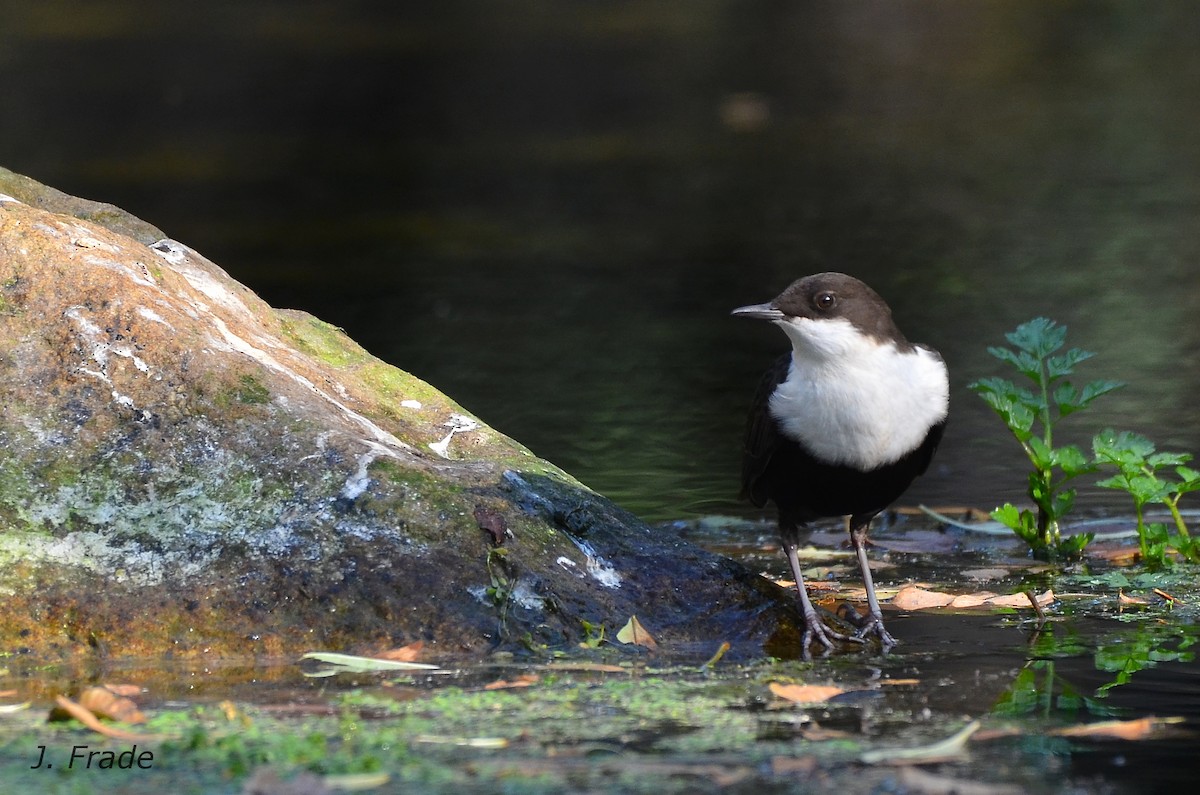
[0,168,798,661]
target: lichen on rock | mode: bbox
[0,167,797,660]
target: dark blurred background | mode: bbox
[5,1,1200,521]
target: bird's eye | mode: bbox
[814,292,838,311]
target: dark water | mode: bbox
[6,2,1200,523]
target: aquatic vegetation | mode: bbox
[1093,430,1200,566]
[972,318,1200,566]
[969,318,1122,558]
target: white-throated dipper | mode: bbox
[733,272,948,653]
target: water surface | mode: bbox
[5,2,1200,521]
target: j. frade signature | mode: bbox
[31,744,154,770]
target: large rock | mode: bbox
[0,167,796,659]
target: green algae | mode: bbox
[276,311,369,369]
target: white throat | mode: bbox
[769,317,949,471]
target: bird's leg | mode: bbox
[780,523,862,656]
[847,515,897,649]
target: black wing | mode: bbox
[739,353,791,507]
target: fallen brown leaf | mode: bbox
[483,674,539,690]
[770,755,819,776]
[948,592,993,608]
[1118,591,1148,606]
[474,505,509,545]
[891,585,1054,611]
[79,686,145,724]
[1087,545,1141,565]
[375,640,425,662]
[769,682,845,703]
[986,589,1054,609]
[798,726,854,740]
[542,662,627,673]
[102,684,143,698]
[616,615,658,650]
[773,579,841,591]
[1051,716,1185,741]
[52,695,166,742]
[892,585,954,610]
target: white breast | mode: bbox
[768,317,949,471]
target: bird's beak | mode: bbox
[731,302,785,321]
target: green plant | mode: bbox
[579,619,607,649]
[1093,429,1200,566]
[969,318,1123,558]
[484,547,514,635]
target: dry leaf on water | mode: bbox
[1088,545,1141,565]
[483,674,540,690]
[543,662,627,673]
[616,615,658,649]
[52,695,167,742]
[769,682,845,703]
[1052,716,1185,741]
[374,641,425,662]
[300,651,439,676]
[891,585,1054,611]
[891,585,954,610]
[79,686,146,724]
[985,589,1054,608]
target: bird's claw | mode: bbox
[801,614,865,657]
[853,618,898,650]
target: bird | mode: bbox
[732,272,948,653]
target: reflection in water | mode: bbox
[6,4,1200,522]
[995,620,1197,718]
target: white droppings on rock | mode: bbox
[340,440,399,502]
[158,239,264,324]
[572,539,623,589]
[84,254,157,288]
[400,400,422,409]
[148,238,188,265]
[463,580,548,612]
[202,312,413,455]
[429,414,481,458]
[510,579,547,611]
[73,236,108,250]
[63,306,155,410]
[136,306,174,329]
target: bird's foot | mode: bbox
[853,617,898,650]
[801,612,865,657]
[837,603,897,651]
